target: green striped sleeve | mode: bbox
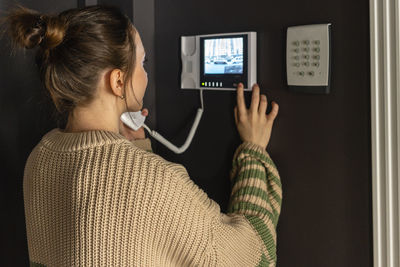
[30,261,46,267]
[227,142,282,266]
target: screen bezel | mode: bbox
[200,34,248,88]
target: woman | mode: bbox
[5,5,282,267]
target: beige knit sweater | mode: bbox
[23,128,282,267]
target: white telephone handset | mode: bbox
[120,90,204,154]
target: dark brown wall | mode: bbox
[153,0,372,266]
[0,0,77,264]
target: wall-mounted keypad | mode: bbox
[286,24,331,88]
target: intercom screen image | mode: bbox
[204,37,244,75]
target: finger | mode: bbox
[249,84,260,113]
[236,83,246,115]
[234,106,238,125]
[259,94,268,114]
[141,108,149,116]
[267,101,279,122]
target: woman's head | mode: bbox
[4,5,147,116]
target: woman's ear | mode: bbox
[109,69,125,97]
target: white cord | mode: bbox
[143,124,151,133]
[143,89,204,154]
[200,89,204,109]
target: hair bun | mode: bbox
[40,16,66,50]
[5,6,66,50]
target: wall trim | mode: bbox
[370,0,400,266]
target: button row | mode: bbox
[293,62,320,67]
[294,55,320,60]
[203,82,223,87]
[297,71,315,76]
[292,40,320,46]
[294,47,320,53]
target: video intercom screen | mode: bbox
[203,37,244,75]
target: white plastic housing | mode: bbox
[286,24,331,86]
[181,31,257,91]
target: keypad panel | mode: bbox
[286,24,331,87]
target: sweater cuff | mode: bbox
[233,142,271,164]
[131,138,152,152]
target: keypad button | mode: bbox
[313,47,320,52]
[303,55,310,59]
[302,62,310,67]
[312,62,320,67]
[313,40,320,45]
[293,41,300,46]
[303,40,310,45]
[299,71,305,76]
[293,63,300,67]
[294,48,300,53]
[308,71,315,76]
[313,55,320,60]
[294,55,300,60]
[303,47,310,52]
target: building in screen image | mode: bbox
[204,37,243,74]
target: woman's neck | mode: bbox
[64,104,120,134]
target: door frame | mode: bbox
[370,0,400,266]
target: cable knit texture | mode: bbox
[23,128,282,267]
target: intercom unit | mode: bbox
[121,32,257,154]
[181,31,257,91]
[286,24,332,94]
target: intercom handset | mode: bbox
[121,111,146,131]
[121,89,204,154]
[181,31,257,91]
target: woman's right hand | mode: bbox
[234,83,279,150]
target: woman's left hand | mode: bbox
[119,108,149,141]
